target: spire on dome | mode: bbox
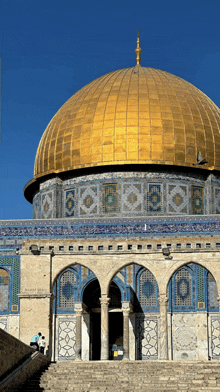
[135,29,142,66]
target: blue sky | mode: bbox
[0,0,220,220]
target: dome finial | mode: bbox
[135,29,142,66]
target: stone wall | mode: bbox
[0,328,34,378]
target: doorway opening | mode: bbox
[109,312,123,360]
[83,279,101,360]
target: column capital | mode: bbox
[158,295,168,306]
[74,302,87,314]
[99,296,111,307]
[122,301,133,313]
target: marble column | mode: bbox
[122,302,132,360]
[75,303,83,361]
[100,296,111,360]
[158,295,168,360]
[217,296,220,332]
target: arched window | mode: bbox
[139,269,157,307]
[59,270,76,308]
[0,268,10,313]
[174,267,192,306]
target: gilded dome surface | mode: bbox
[34,66,220,179]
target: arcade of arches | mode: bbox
[46,259,220,362]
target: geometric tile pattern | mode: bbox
[208,274,219,310]
[122,183,143,213]
[103,184,117,214]
[126,265,133,286]
[58,318,76,360]
[211,316,220,359]
[192,186,204,215]
[0,318,7,331]
[79,185,99,216]
[64,190,75,217]
[147,184,162,213]
[136,316,158,360]
[214,187,220,214]
[167,184,188,214]
[41,191,53,219]
[197,265,204,303]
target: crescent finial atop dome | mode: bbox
[135,29,142,66]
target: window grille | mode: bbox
[208,273,219,310]
[139,269,157,306]
[0,268,10,313]
[59,270,76,307]
[174,268,192,306]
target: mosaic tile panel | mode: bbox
[136,316,158,360]
[79,185,99,217]
[126,265,133,286]
[214,187,220,214]
[64,190,75,217]
[197,265,205,303]
[122,183,143,213]
[192,186,204,215]
[147,184,162,213]
[41,191,53,219]
[167,184,188,214]
[58,318,76,360]
[211,316,220,359]
[0,318,7,330]
[103,184,117,214]
[0,258,19,311]
[33,194,41,219]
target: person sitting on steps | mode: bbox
[30,332,42,351]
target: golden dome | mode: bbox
[34,66,220,179]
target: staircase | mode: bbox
[17,361,220,391]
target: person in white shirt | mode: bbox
[39,336,46,354]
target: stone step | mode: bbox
[15,361,220,392]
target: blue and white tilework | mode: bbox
[122,183,143,214]
[64,190,75,217]
[214,187,220,214]
[41,191,53,219]
[147,184,162,213]
[31,169,220,219]
[78,185,99,217]
[167,184,189,214]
